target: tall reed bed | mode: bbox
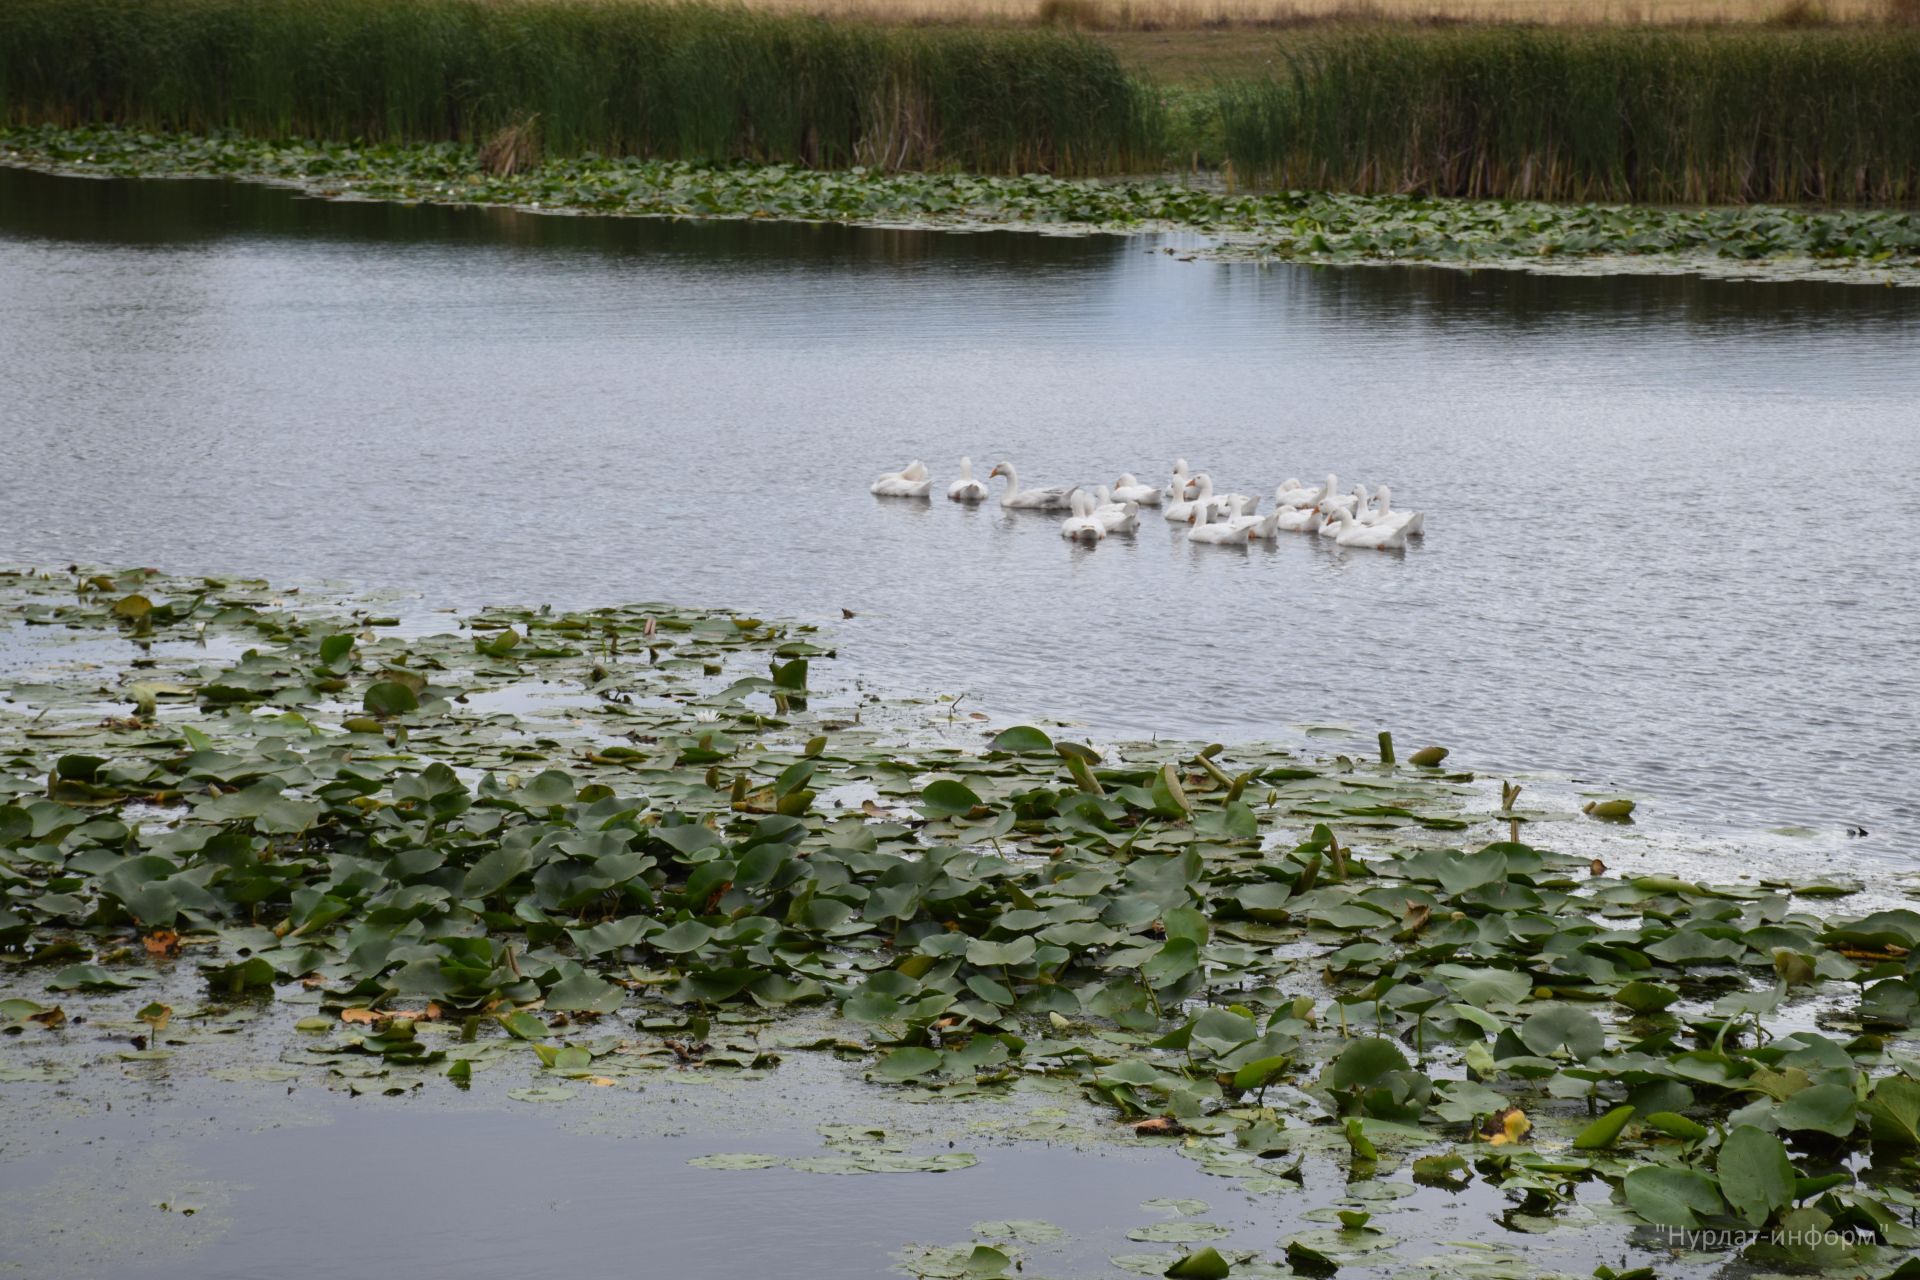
[1217,26,1920,203]
[0,0,1159,174]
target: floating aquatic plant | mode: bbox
[1,564,1917,1275]
[6,125,1917,284]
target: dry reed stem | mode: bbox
[479,116,542,175]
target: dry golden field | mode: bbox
[731,0,1889,28]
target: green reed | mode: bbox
[0,0,1160,175]
[6,2,1919,202]
[1217,26,1920,205]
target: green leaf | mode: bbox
[1411,1153,1469,1186]
[1285,1238,1339,1277]
[48,963,134,992]
[1864,1076,1920,1150]
[653,919,716,954]
[1572,1104,1635,1150]
[1327,1037,1409,1091]
[1142,937,1199,988]
[1642,1111,1709,1141]
[1190,1008,1257,1055]
[1717,1124,1796,1227]
[363,680,419,716]
[875,1047,943,1081]
[1162,1247,1230,1279]
[1774,1083,1857,1138]
[1435,965,1531,1007]
[920,778,982,817]
[962,1246,1009,1278]
[1150,763,1192,818]
[544,970,625,1014]
[496,1010,549,1040]
[1623,1166,1726,1228]
[1231,1055,1289,1092]
[773,759,816,797]
[515,769,577,808]
[1518,1006,1605,1061]
[1613,980,1679,1013]
[1162,906,1210,947]
[461,843,533,898]
[688,1153,783,1170]
[990,725,1054,754]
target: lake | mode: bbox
[1,163,1915,866]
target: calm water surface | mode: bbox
[1,166,1915,860]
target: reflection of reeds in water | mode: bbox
[1218,25,1920,203]
[0,0,1157,175]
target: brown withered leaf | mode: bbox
[1134,1116,1187,1137]
[142,929,181,959]
[342,1006,438,1025]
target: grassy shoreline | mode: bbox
[4,0,1920,204]
[3,563,1919,1276]
[6,124,1920,284]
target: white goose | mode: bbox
[1325,507,1409,550]
[871,459,931,498]
[1188,504,1260,545]
[1059,489,1106,542]
[1275,479,1316,509]
[1112,473,1163,506]
[1362,483,1425,537]
[1271,503,1322,533]
[1184,474,1256,522]
[947,457,989,503]
[1164,472,1209,523]
[990,461,1075,511]
[1091,487,1140,535]
[1313,474,1353,516]
[1172,459,1200,501]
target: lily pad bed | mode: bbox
[5,126,1920,288]
[3,564,1919,1278]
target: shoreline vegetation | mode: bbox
[3,564,1920,1276]
[6,125,1919,282]
[4,0,1920,204]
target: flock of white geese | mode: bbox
[870,457,1426,550]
